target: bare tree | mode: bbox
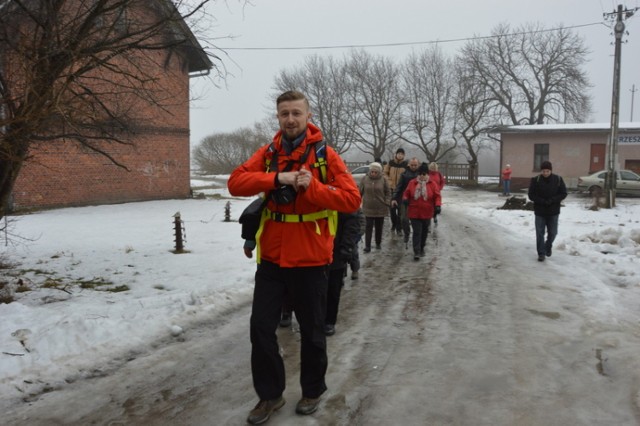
[452,56,499,176]
[272,55,357,155]
[0,0,238,221]
[399,46,458,163]
[459,22,592,125]
[344,50,403,161]
[192,123,270,174]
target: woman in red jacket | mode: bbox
[502,164,512,196]
[403,163,442,260]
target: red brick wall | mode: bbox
[11,45,193,211]
[12,131,190,210]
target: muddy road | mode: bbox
[5,205,640,425]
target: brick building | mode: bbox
[491,123,640,191]
[7,2,212,212]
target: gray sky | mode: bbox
[189,0,640,147]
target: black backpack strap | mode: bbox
[265,141,327,182]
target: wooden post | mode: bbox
[173,212,183,252]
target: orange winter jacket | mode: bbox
[228,123,361,267]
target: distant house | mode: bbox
[490,123,640,191]
[8,2,212,212]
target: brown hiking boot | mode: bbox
[295,397,321,415]
[247,396,285,424]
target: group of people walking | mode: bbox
[358,148,444,260]
[229,90,568,426]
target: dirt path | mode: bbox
[5,204,640,425]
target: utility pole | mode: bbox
[631,84,637,121]
[603,5,635,208]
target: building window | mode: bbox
[533,144,549,171]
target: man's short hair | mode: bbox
[277,90,310,108]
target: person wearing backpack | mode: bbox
[527,161,567,262]
[228,91,361,425]
[384,148,408,234]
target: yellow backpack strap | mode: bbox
[310,140,328,183]
[312,141,335,233]
[254,207,269,264]
[327,209,338,236]
[262,207,337,237]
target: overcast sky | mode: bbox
[189,0,640,147]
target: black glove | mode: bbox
[339,246,353,262]
[435,206,441,215]
[402,199,409,206]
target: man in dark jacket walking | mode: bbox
[527,161,567,262]
[390,158,420,245]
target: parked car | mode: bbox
[350,165,370,184]
[577,169,640,196]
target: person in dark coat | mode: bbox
[428,162,445,224]
[325,209,363,336]
[527,161,567,262]
[390,158,420,246]
[348,207,366,280]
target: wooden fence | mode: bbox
[346,162,478,185]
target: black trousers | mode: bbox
[251,260,329,400]
[400,204,411,241]
[389,204,400,230]
[410,218,431,254]
[326,267,346,325]
[364,216,384,249]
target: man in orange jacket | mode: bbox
[228,91,361,424]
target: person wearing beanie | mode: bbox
[527,160,567,262]
[369,161,383,173]
[384,148,408,234]
[402,162,442,260]
[359,162,391,252]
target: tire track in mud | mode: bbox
[314,214,531,425]
[306,229,441,425]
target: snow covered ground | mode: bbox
[1,177,639,404]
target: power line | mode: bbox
[217,22,605,51]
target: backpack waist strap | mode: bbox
[266,208,330,223]
[264,207,338,236]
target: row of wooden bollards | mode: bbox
[173,202,232,253]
